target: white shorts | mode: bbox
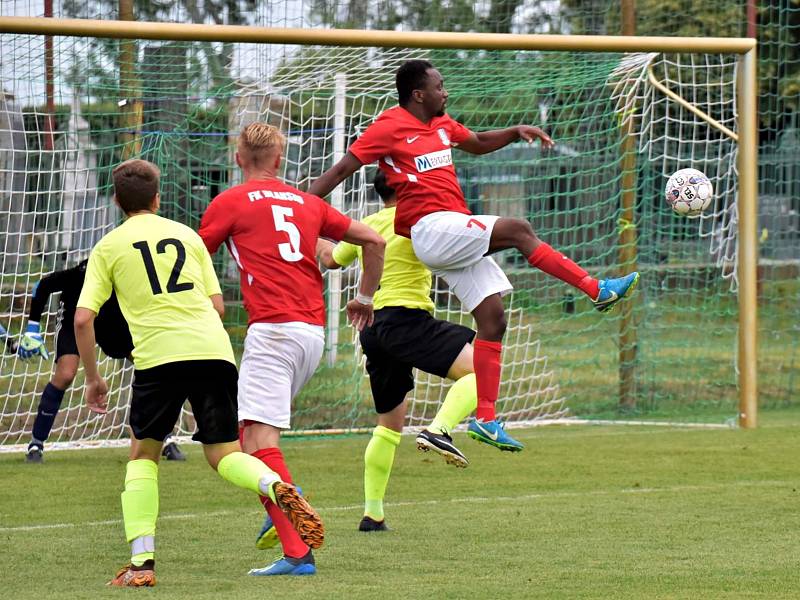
[237,322,325,429]
[410,211,513,312]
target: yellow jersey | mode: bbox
[78,213,235,370]
[332,206,434,313]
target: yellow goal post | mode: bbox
[0,17,758,429]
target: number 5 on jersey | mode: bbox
[272,205,303,262]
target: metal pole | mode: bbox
[326,73,346,367]
[0,17,757,54]
[618,0,638,410]
[737,48,758,428]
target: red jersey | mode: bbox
[349,106,473,237]
[199,179,352,326]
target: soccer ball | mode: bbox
[664,168,713,217]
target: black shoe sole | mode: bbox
[416,435,469,467]
[358,517,388,532]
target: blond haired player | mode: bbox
[75,159,323,587]
[199,123,385,575]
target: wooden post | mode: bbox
[119,0,141,160]
[618,0,639,410]
[746,0,757,38]
[43,0,55,151]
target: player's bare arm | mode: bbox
[308,152,363,199]
[316,238,342,270]
[456,125,554,155]
[210,293,225,319]
[341,221,385,331]
[74,307,109,414]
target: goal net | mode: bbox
[0,30,746,448]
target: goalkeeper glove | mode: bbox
[18,321,49,360]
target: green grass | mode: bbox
[2,410,799,599]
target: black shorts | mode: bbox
[55,314,78,361]
[359,307,475,414]
[54,294,133,361]
[130,359,239,445]
[94,294,134,359]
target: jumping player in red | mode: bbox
[199,122,385,576]
[310,59,639,451]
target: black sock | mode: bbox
[31,383,66,443]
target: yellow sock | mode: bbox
[364,426,401,521]
[429,373,477,434]
[217,451,281,503]
[121,459,158,566]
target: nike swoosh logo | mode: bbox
[474,421,499,441]
[598,291,618,305]
[406,136,420,143]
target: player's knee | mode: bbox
[473,300,507,340]
[478,315,506,340]
[377,400,406,432]
[447,344,475,379]
[507,218,536,243]
[53,355,80,387]
[494,314,508,338]
[377,415,404,433]
[51,371,76,389]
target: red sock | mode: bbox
[528,243,599,299]
[473,339,502,421]
[252,447,308,559]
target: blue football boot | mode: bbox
[467,419,524,452]
[248,552,316,576]
[592,272,640,313]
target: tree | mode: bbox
[63,0,258,96]
[308,0,527,33]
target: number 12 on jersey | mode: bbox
[133,238,195,295]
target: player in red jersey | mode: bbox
[310,59,639,451]
[199,122,385,576]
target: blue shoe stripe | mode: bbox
[248,559,316,576]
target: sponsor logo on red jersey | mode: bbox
[414,148,453,173]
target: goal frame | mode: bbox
[0,16,759,428]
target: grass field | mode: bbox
[2,409,799,599]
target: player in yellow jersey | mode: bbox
[74,159,323,587]
[317,171,481,532]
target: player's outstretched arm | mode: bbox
[457,125,554,155]
[341,221,385,331]
[308,152,363,199]
[17,273,62,360]
[74,307,108,414]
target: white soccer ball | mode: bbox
[665,168,713,217]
